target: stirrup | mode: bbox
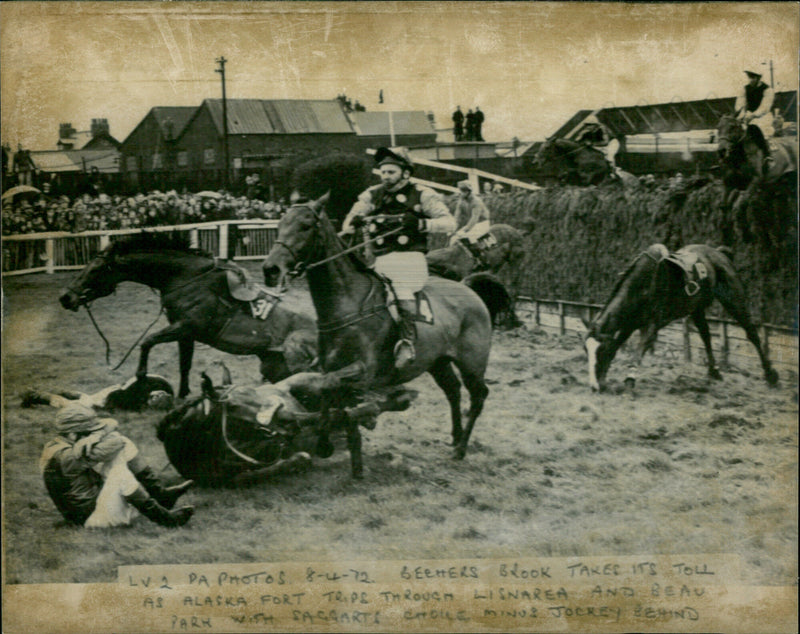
[394,339,416,368]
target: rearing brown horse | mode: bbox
[262,196,492,478]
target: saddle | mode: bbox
[662,247,709,297]
[220,263,262,302]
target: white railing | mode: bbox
[2,223,796,373]
[1,219,279,276]
[366,148,542,193]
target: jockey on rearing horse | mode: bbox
[735,67,775,177]
[341,147,456,370]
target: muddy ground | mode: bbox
[2,268,797,587]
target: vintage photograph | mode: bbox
[2,2,797,632]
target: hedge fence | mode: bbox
[460,177,797,327]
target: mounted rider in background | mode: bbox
[342,147,455,370]
[735,67,775,176]
[449,180,492,261]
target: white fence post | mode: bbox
[218,223,229,260]
[99,234,110,251]
[189,229,199,249]
[45,239,54,274]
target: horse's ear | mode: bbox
[311,191,330,211]
[219,363,232,386]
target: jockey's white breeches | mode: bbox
[84,437,140,528]
[450,220,491,245]
[374,251,428,301]
[743,112,774,140]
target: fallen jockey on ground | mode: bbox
[22,374,175,412]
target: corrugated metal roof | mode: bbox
[30,150,119,173]
[554,91,797,140]
[351,111,435,136]
[205,99,352,135]
[152,106,197,139]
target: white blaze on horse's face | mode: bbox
[585,336,602,392]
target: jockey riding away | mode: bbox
[735,67,775,174]
[342,147,456,370]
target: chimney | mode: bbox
[91,118,110,138]
[59,123,76,140]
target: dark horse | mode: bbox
[717,114,798,194]
[59,232,317,398]
[157,365,418,486]
[584,243,778,392]
[533,138,612,186]
[262,197,492,478]
[426,224,525,328]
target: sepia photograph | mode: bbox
[2,2,797,632]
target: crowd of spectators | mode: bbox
[1,190,289,236]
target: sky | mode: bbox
[1,1,798,151]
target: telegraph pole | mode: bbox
[215,56,230,189]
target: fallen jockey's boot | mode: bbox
[20,389,51,408]
[130,465,193,510]
[124,486,194,527]
[394,299,417,370]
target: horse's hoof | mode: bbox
[709,369,723,381]
[453,446,466,460]
[315,435,335,458]
[352,468,364,480]
[766,369,780,386]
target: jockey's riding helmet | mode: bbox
[374,147,414,174]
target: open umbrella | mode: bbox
[2,185,41,202]
[196,191,223,199]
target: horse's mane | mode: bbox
[107,232,213,259]
[315,208,379,277]
[605,245,664,301]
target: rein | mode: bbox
[83,302,165,370]
[302,226,404,272]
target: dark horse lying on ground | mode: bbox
[263,195,492,478]
[157,365,417,486]
[533,138,612,186]
[426,223,525,328]
[584,243,778,392]
[59,232,317,398]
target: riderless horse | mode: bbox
[157,364,417,486]
[584,243,778,392]
[59,232,317,398]
[262,196,492,478]
[533,138,612,186]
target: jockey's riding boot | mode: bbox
[394,300,417,370]
[20,389,51,408]
[124,486,194,527]
[130,465,194,510]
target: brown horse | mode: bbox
[59,232,317,398]
[533,138,612,186]
[584,243,778,392]
[717,114,798,193]
[262,197,492,478]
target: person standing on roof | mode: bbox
[735,67,775,173]
[452,106,464,142]
[341,147,455,370]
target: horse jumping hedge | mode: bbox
[479,177,797,327]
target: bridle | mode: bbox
[275,204,404,276]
